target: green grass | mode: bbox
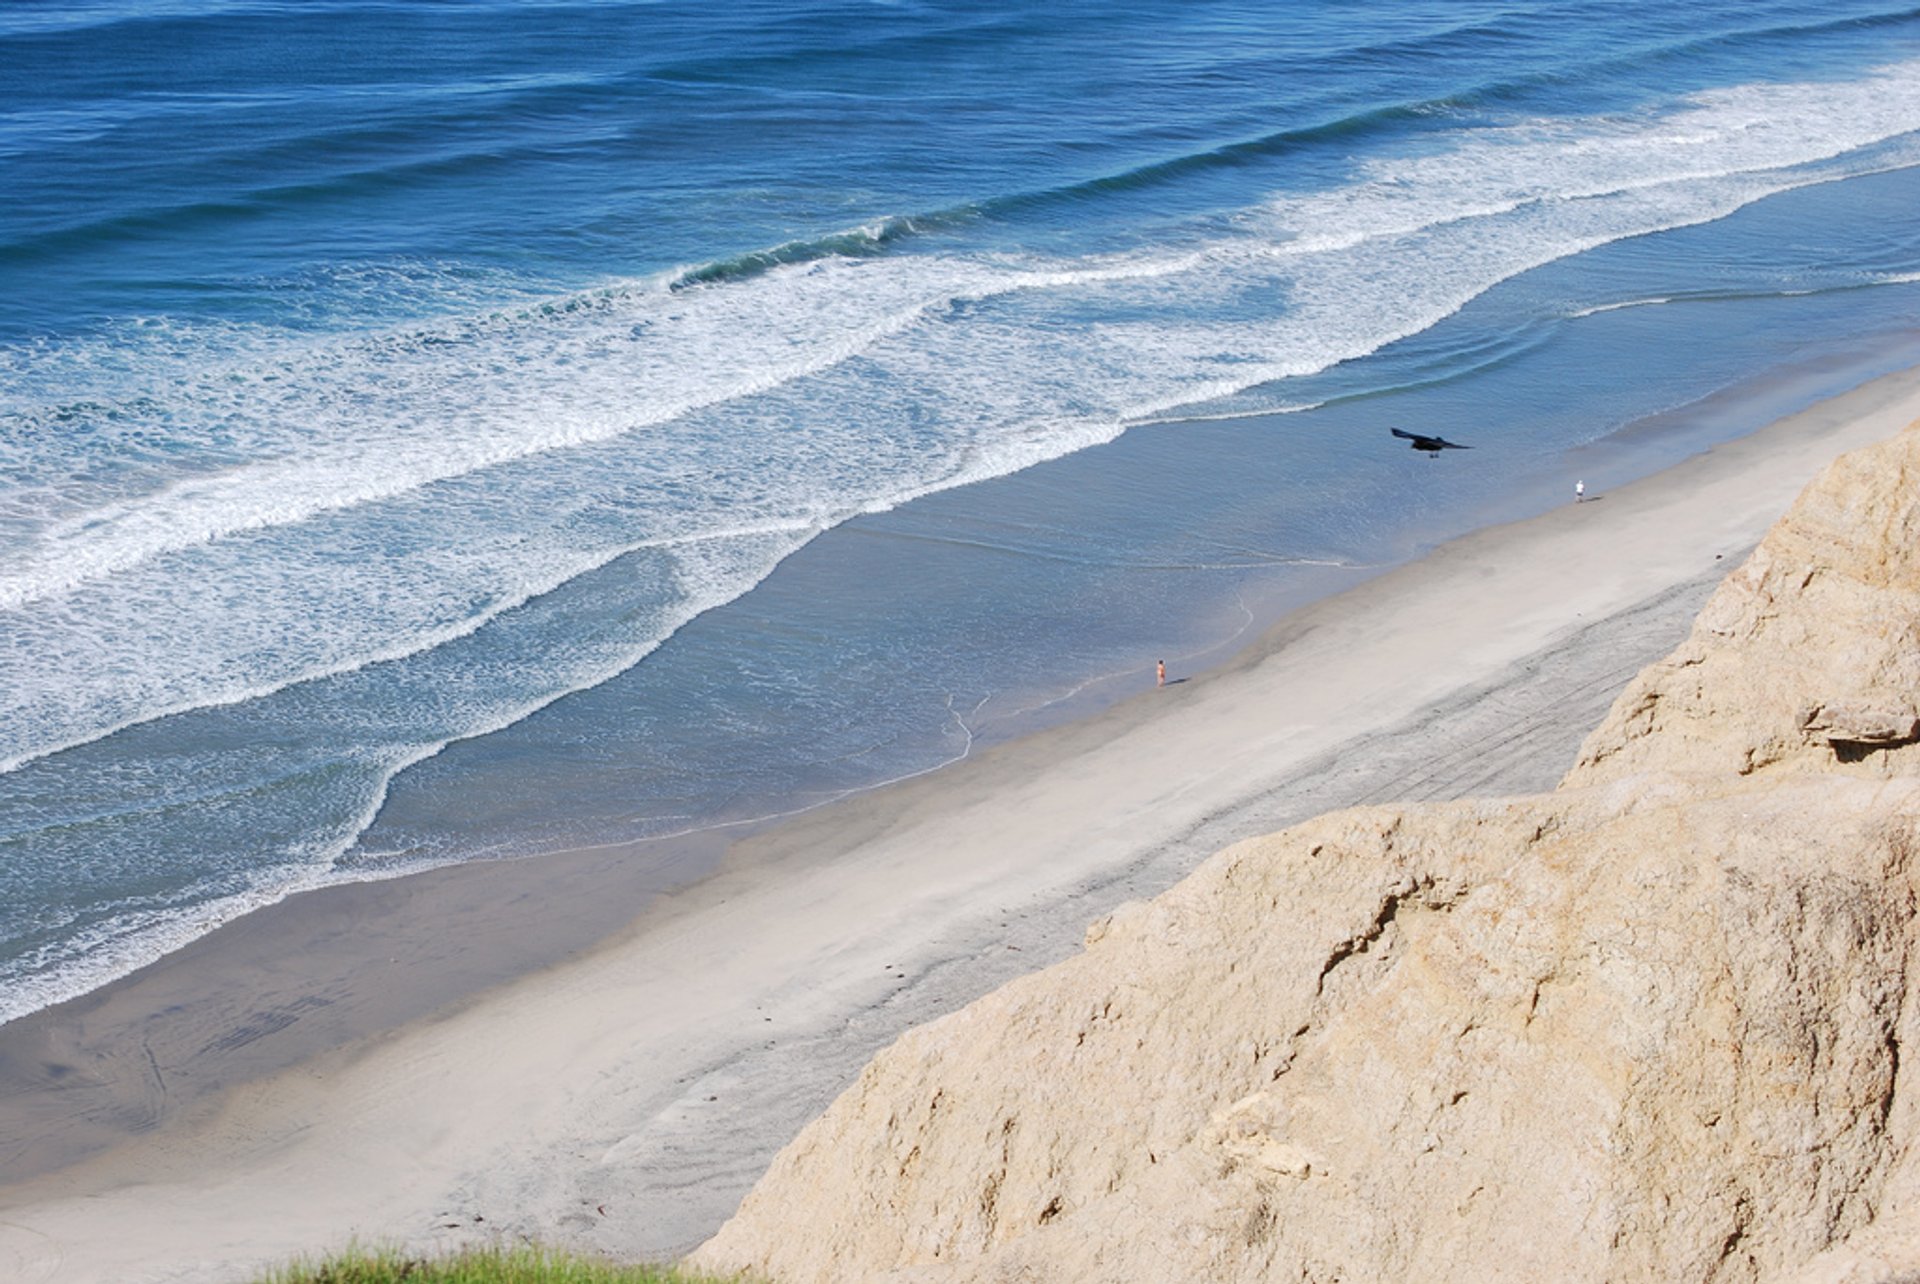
[259,1243,744,1284]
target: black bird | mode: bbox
[1392,427,1472,455]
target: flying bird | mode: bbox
[1392,427,1472,455]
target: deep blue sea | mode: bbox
[6,0,1920,1023]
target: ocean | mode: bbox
[5,0,1920,1024]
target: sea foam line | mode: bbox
[11,59,1920,1028]
[0,249,1224,612]
[0,518,822,775]
[9,61,1920,780]
[19,56,1920,608]
[0,526,825,1026]
[9,148,1918,774]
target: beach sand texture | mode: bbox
[693,397,1920,1284]
[3,366,1920,1283]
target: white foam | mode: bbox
[9,54,1920,1026]
[0,869,323,1027]
[0,525,816,1024]
[0,518,819,774]
[7,56,1920,781]
[1569,297,1675,318]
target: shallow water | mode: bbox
[5,0,1920,1021]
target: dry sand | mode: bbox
[4,366,1920,1283]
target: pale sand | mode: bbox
[3,367,1919,1283]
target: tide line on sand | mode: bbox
[5,363,1920,1284]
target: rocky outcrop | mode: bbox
[1566,423,1920,787]
[691,421,1920,1284]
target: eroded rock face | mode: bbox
[1566,424,1920,787]
[690,421,1920,1284]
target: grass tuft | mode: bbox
[258,1242,742,1284]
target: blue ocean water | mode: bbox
[6,0,1920,1023]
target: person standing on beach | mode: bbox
[1157,658,1166,687]
[1575,479,1586,503]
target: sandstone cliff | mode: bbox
[691,421,1920,1284]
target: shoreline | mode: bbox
[6,327,1916,1049]
[3,363,1920,1282]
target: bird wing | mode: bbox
[1390,427,1417,441]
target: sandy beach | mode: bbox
[4,364,1920,1284]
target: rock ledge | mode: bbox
[692,421,1920,1284]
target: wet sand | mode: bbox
[3,365,1919,1283]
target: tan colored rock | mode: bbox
[1565,420,1920,786]
[1802,704,1920,749]
[690,421,1920,1284]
